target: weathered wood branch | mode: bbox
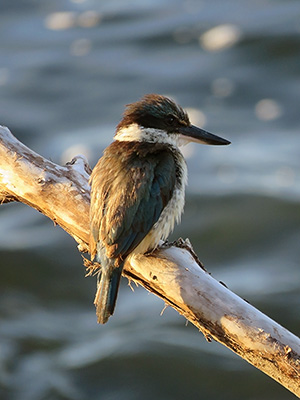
[0,125,299,397]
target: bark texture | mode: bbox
[0,125,299,397]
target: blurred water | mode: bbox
[0,0,300,399]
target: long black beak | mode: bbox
[179,125,230,145]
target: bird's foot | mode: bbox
[159,239,173,249]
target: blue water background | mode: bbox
[0,0,300,399]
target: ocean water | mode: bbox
[0,0,300,399]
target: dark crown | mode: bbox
[117,94,190,133]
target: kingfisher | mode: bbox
[89,94,230,324]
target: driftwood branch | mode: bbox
[0,125,299,397]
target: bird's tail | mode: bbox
[94,263,123,324]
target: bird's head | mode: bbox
[114,94,230,147]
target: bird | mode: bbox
[89,94,230,324]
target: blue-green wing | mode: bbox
[90,145,176,260]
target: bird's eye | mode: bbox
[166,115,175,126]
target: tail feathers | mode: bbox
[94,265,123,324]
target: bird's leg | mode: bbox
[143,240,172,256]
[143,248,158,256]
